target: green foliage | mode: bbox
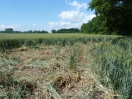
[25,30,48,33]
[82,2,111,34]
[88,0,132,35]
[93,37,132,98]
[81,17,109,34]
[5,28,13,33]
[0,29,48,33]
[81,21,93,34]
[0,37,115,51]
[52,28,80,33]
[69,51,77,69]
[0,56,27,98]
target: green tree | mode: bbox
[5,28,13,33]
[81,17,108,34]
[88,0,132,35]
[52,29,56,33]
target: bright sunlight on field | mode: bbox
[0,33,122,40]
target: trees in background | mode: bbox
[24,30,48,33]
[52,28,80,33]
[5,28,13,33]
[0,31,5,33]
[1,28,80,33]
[0,28,48,33]
[81,0,132,35]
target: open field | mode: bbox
[0,33,122,40]
[0,35,132,99]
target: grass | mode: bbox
[0,36,116,51]
[0,38,116,99]
[0,33,122,40]
[0,34,132,99]
[93,37,132,98]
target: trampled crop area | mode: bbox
[0,34,131,99]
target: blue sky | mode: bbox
[0,0,95,32]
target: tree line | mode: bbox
[0,28,48,33]
[52,28,80,33]
[0,28,81,34]
[81,0,132,36]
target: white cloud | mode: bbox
[48,1,95,31]
[48,22,60,28]
[49,21,71,28]
[32,24,37,26]
[58,11,86,23]
[49,13,95,29]
[0,24,21,30]
[49,11,95,29]
[82,14,96,23]
[68,1,87,11]
[60,21,71,26]
[58,11,95,23]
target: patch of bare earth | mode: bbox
[5,44,115,99]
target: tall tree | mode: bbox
[88,0,132,35]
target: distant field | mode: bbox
[0,33,122,40]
